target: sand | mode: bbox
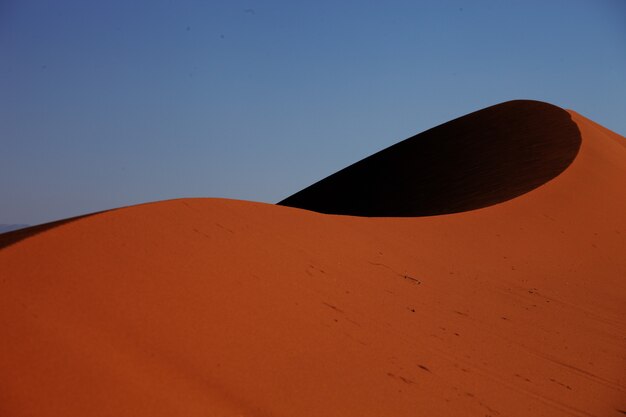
[279,100,582,217]
[1,102,625,416]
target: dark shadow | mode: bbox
[0,212,103,251]
[278,100,582,217]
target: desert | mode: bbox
[1,100,625,416]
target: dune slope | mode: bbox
[279,100,582,216]
[1,104,625,417]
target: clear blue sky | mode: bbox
[2,0,625,225]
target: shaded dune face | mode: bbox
[0,214,99,251]
[279,100,582,216]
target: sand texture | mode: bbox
[1,101,625,416]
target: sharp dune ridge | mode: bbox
[1,101,625,417]
[0,224,29,233]
[279,100,582,216]
[0,213,100,251]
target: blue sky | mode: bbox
[2,0,625,225]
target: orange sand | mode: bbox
[1,105,625,416]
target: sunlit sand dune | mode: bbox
[1,101,625,417]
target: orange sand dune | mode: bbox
[1,103,625,417]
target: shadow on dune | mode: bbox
[0,100,583,251]
[279,100,582,217]
[0,213,101,251]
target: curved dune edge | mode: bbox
[0,213,102,251]
[1,110,625,417]
[279,100,582,217]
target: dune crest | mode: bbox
[279,100,582,216]
[1,103,625,417]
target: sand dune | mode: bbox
[1,101,625,416]
[279,100,582,216]
[0,224,29,234]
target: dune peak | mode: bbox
[279,100,582,216]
